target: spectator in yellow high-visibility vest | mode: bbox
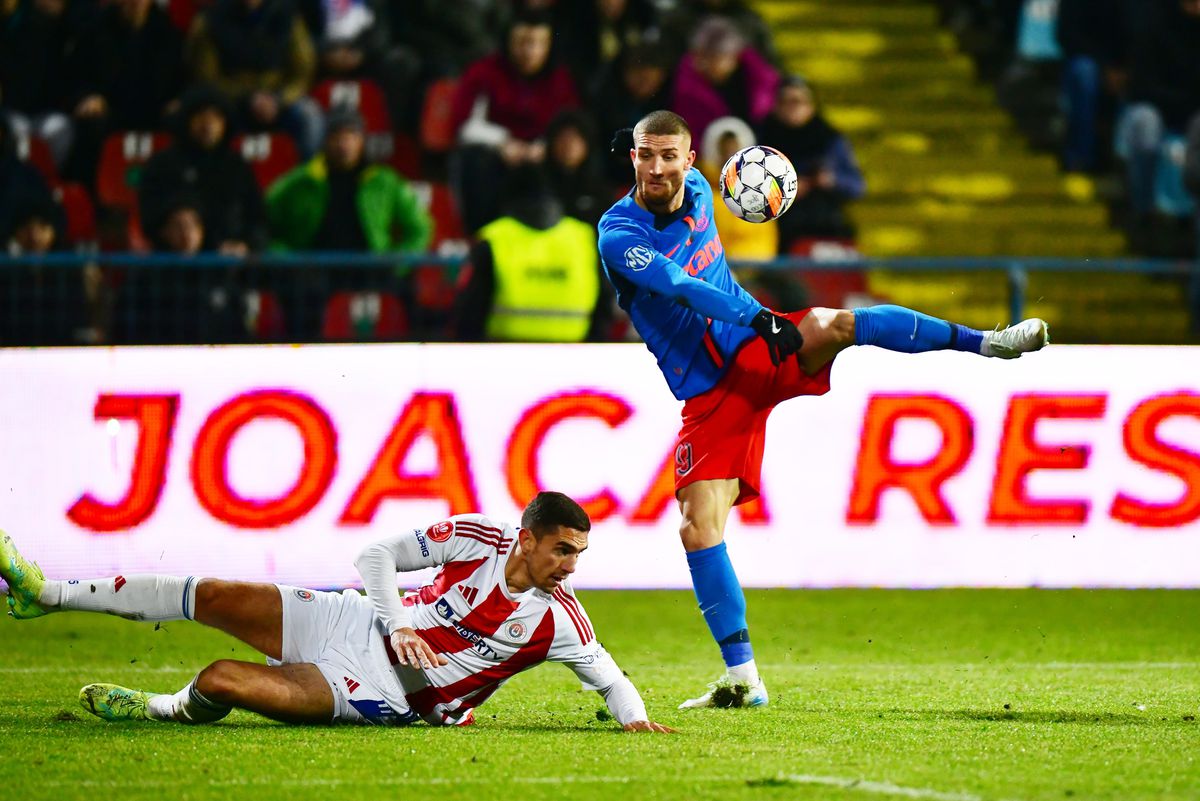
[453,165,613,342]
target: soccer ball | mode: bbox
[719,145,798,223]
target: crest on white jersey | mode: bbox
[425,520,454,542]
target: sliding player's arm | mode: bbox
[548,590,676,733]
[598,218,763,326]
[354,518,476,669]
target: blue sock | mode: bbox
[686,542,753,668]
[853,305,984,355]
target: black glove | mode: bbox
[750,309,804,366]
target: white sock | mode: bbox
[980,332,995,357]
[42,575,200,622]
[146,676,231,724]
[728,659,760,685]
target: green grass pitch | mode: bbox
[3,589,1198,800]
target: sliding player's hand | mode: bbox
[750,309,804,366]
[390,627,449,669]
[623,720,677,733]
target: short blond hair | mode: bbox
[633,110,692,142]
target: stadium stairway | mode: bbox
[752,0,1190,343]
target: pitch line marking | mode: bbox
[30,774,1027,800]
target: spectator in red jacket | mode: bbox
[449,9,580,232]
[669,15,778,146]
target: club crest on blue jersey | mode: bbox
[624,245,654,271]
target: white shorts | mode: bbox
[271,585,416,725]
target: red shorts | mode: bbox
[673,308,834,505]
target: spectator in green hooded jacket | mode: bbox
[266,106,432,254]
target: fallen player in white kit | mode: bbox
[1,491,674,732]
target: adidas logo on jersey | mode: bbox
[343,676,360,693]
[458,584,479,604]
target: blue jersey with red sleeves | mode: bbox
[598,169,764,401]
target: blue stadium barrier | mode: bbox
[1,252,1198,345]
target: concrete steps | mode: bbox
[747,0,1162,342]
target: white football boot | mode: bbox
[678,673,769,709]
[983,318,1050,359]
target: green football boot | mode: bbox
[0,531,49,619]
[79,684,154,722]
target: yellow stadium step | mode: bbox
[757,1,939,30]
[859,226,1126,258]
[852,199,1109,229]
[856,152,1060,177]
[789,54,976,87]
[749,0,1162,341]
[774,29,960,59]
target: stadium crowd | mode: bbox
[1,0,871,345]
[949,0,1200,256]
[2,0,1198,346]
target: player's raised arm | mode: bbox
[598,219,762,326]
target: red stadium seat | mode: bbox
[389,131,421,179]
[409,180,465,249]
[414,264,458,313]
[97,131,171,211]
[787,238,866,308]
[167,0,213,32]
[13,132,57,183]
[420,77,459,154]
[54,182,97,246]
[244,290,286,340]
[321,291,409,341]
[232,132,300,191]
[311,79,390,132]
[406,181,468,314]
[124,205,152,253]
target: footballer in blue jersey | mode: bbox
[598,110,1050,710]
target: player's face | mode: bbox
[522,526,589,593]
[632,132,695,214]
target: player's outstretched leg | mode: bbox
[852,305,1049,358]
[80,675,232,724]
[676,481,769,710]
[1,532,205,623]
[79,661,332,725]
[1,531,49,619]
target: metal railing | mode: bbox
[1,252,1197,346]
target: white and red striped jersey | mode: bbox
[355,514,634,726]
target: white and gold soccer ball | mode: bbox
[718,145,798,223]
